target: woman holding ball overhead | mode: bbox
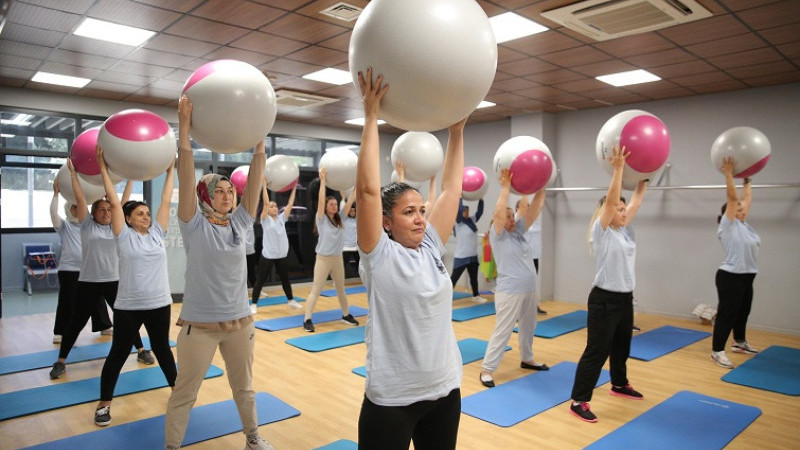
[356,67,465,450]
[710,156,761,369]
[569,145,647,423]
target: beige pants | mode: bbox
[165,321,256,448]
[304,254,349,320]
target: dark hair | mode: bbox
[381,182,419,218]
[598,195,626,206]
[90,199,111,219]
[122,200,149,227]
[314,196,342,235]
[717,203,727,224]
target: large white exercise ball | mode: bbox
[97,109,176,181]
[389,170,424,190]
[182,59,276,153]
[493,136,553,195]
[56,164,107,205]
[319,148,358,191]
[265,155,299,192]
[349,0,497,131]
[596,110,670,190]
[390,132,444,182]
[70,127,123,186]
[462,166,488,201]
[710,127,771,178]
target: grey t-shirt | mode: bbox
[591,219,636,293]
[78,216,118,282]
[490,219,536,294]
[114,224,172,310]
[315,215,344,256]
[55,220,82,272]
[261,214,289,259]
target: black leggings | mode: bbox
[358,388,461,450]
[713,269,756,352]
[54,271,80,335]
[100,305,176,401]
[251,255,293,304]
[450,262,479,297]
[246,252,258,288]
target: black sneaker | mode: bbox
[537,307,547,315]
[94,405,111,427]
[610,384,643,400]
[569,402,597,423]
[137,349,155,365]
[303,319,315,333]
[49,361,66,379]
[341,314,359,326]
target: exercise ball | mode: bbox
[56,164,107,205]
[349,0,497,131]
[182,59,277,153]
[462,166,488,201]
[70,127,123,186]
[596,110,670,190]
[390,132,444,182]
[319,148,358,191]
[230,166,249,196]
[265,155,299,192]
[97,109,176,182]
[547,159,559,188]
[389,170,424,190]
[710,126,771,178]
[493,136,553,195]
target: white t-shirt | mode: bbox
[261,214,289,259]
[453,219,479,259]
[718,215,760,274]
[359,226,462,406]
[244,218,256,255]
[115,224,172,310]
[524,215,543,259]
[342,215,357,251]
[590,219,636,293]
[490,219,536,294]
[55,220,82,272]
[315,215,344,256]
[79,216,119,282]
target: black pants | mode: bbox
[54,271,80,335]
[100,305,176,401]
[343,250,360,278]
[358,388,461,450]
[713,269,756,352]
[251,255,293,304]
[246,252,258,288]
[450,262,479,297]
[571,287,633,402]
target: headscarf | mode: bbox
[63,203,79,224]
[197,173,231,226]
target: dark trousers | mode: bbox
[251,255,293,304]
[450,262,479,297]
[343,250,360,278]
[246,253,258,288]
[713,269,756,351]
[100,305,176,401]
[54,271,80,335]
[358,388,461,450]
[571,287,633,402]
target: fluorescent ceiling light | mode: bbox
[302,68,353,85]
[477,101,495,109]
[74,18,156,46]
[31,71,91,88]
[1,114,34,126]
[596,69,661,87]
[489,12,548,44]
[345,118,386,126]
[1,133,16,138]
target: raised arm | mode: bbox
[283,183,297,220]
[67,160,88,223]
[492,168,512,236]
[721,156,738,222]
[455,198,466,224]
[241,140,265,217]
[177,95,197,222]
[355,67,388,253]
[342,188,356,217]
[424,174,436,217]
[120,179,133,204]
[260,178,270,220]
[394,159,405,183]
[427,117,466,244]
[599,145,627,230]
[523,189,546,230]
[740,177,752,219]
[156,159,175,231]
[474,198,484,222]
[316,167,328,220]
[51,179,62,229]
[625,178,648,225]
[97,146,124,236]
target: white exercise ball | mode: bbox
[461,166,488,201]
[265,155,299,192]
[389,170,424,190]
[319,148,358,191]
[390,132,444,182]
[493,136,553,195]
[710,126,771,178]
[98,109,176,181]
[56,164,107,205]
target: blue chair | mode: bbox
[22,242,58,295]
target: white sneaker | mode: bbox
[100,328,113,336]
[53,334,62,344]
[471,296,488,304]
[711,351,734,369]
[287,299,303,310]
[250,304,258,315]
[731,341,760,354]
[245,435,274,450]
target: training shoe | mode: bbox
[245,434,274,450]
[711,350,734,369]
[537,307,547,315]
[341,314,359,326]
[53,334,62,344]
[303,319,315,333]
[250,303,258,315]
[94,406,111,427]
[471,296,488,304]
[100,327,113,336]
[137,350,155,365]
[610,384,643,400]
[520,361,550,371]
[569,402,597,423]
[731,341,759,354]
[287,299,303,310]
[49,361,66,379]
[479,372,495,388]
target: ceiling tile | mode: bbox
[286,46,347,67]
[60,35,137,59]
[736,1,800,30]
[94,70,156,86]
[165,16,250,44]
[229,31,308,57]
[671,70,735,86]
[21,0,96,14]
[144,34,222,57]
[318,32,352,52]
[690,79,749,93]
[503,31,583,57]
[38,61,102,78]
[570,60,638,77]
[623,48,696,68]
[524,69,585,85]
[649,59,717,78]
[1,53,42,71]
[126,48,196,68]
[261,58,324,77]
[538,45,613,67]
[726,59,798,79]
[1,23,65,47]
[7,2,81,33]
[686,33,768,58]
[191,0,285,29]
[296,0,369,28]
[0,40,51,59]
[759,23,800,46]
[78,87,129,101]
[593,33,676,58]
[706,47,784,69]
[498,58,559,76]
[250,0,314,11]
[260,13,349,44]
[133,0,204,13]
[739,70,800,87]
[776,42,800,60]
[658,14,750,46]
[492,77,541,92]
[48,49,118,70]
[200,47,276,67]
[89,0,182,31]
[84,79,140,94]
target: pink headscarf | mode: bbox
[196,173,231,224]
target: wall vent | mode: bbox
[320,2,363,22]
[541,0,712,41]
[274,89,339,108]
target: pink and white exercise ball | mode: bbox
[70,127,123,186]
[546,159,559,188]
[390,132,444,182]
[710,127,771,178]
[97,109,176,182]
[230,166,249,196]
[319,148,358,191]
[389,170,424,190]
[182,59,276,154]
[349,0,497,131]
[462,166,488,201]
[596,110,670,190]
[265,155,299,192]
[56,164,107,205]
[493,136,553,195]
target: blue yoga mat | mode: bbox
[314,439,358,450]
[321,285,366,296]
[629,325,711,361]
[257,296,305,307]
[0,365,222,421]
[27,392,300,449]
[452,291,472,300]
[586,391,761,449]
[286,327,365,352]
[461,361,610,427]
[722,345,800,395]
[0,337,175,376]
[352,338,510,377]
[452,302,496,322]
[534,310,588,338]
[255,306,368,332]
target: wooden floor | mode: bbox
[1,285,798,450]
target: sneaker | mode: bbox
[479,372,495,388]
[731,341,759,354]
[94,406,111,427]
[711,350,734,369]
[537,307,547,315]
[287,299,303,310]
[100,327,113,336]
[250,303,258,315]
[245,434,274,450]
[569,402,597,423]
[53,334,62,344]
[610,384,643,400]
[303,319,315,333]
[341,314,359,326]
[137,349,155,365]
[49,361,66,379]
[471,296,488,304]
[632,325,641,332]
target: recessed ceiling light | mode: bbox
[477,101,495,109]
[1,114,34,126]
[303,68,353,85]
[74,18,156,46]
[596,69,661,87]
[31,71,91,88]
[489,12,548,44]
[345,118,387,126]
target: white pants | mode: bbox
[482,290,539,372]
[304,254,349,320]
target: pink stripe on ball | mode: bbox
[70,128,101,176]
[462,166,485,192]
[735,154,770,178]
[182,59,241,93]
[104,110,170,142]
[620,115,670,173]
[510,150,552,195]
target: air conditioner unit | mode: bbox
[274,89,339,108]
[541,0,712,41]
